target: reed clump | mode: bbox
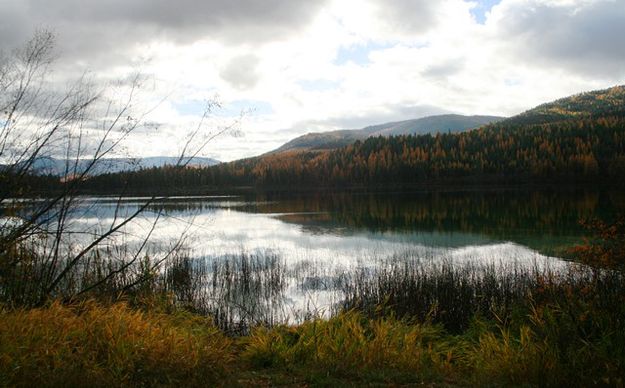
[241,312,453,383]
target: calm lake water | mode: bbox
[4,188,624,325]
[63,188,623,258]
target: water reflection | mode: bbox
[245,189,621,253]
[6,188,619,264]
[2,188,622,328]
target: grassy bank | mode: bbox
[2,265,624,387]
[0,301,233,387]
[2,217,623,386]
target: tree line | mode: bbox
[81,114,625,191]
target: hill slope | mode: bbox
[274,114,503,153]
[501,85,625,126]
[82,84,625,191]
[208,84,625,186]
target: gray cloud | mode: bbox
[497,0,625,77]
[422,60,464,79]
[220,54,260,90]
[0,0,329,62]
[370,0,438,35]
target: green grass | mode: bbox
[241,312,454,385]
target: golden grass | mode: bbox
[1,296,624,386]
[0,301,233,387]
[241,312,455,383]
[464,325,559,385]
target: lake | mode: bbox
[63,187,622,256]
[3,187,623,327]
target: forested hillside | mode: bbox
[502,85,625,126]
[273,114,503,152]
[81,85,625,191]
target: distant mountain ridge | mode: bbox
[500,85,625,126]
[80,84,625,191]
[273,114,504,153]
[22,156,220,176]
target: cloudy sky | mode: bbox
[1,0,624,161]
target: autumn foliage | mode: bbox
[570,215,625,269]
[83,115,625,191]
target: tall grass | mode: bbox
[241,269,625,386]
[0,240,169,307]
[339,257,546,332]
[1,263,624,386]
[162,252,287,334]
[241,312,456,384]
[0,301,233,387]
[2,216,625,385]
[338,256,625,333]
[0,243,287,334]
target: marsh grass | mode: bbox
[163,252,287,334]
[339,256,588,332]
[241,312,453,384]
[2,225,625,385]
[0,301,233,387]
[1,264,624,386]
[240,269,625,386]
[340,258,539,332]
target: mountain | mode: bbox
[77,84,625,191]
[200,84,625,187]
[25,156,220,176]
[501,85,625,126]
[273,114,504,153]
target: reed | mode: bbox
[1,267,624,387]
[2,218,624,385]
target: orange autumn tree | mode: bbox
[570,215,625,269]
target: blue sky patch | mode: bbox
[470,0,501,24]
[298,79,341,92]
[174,99,273,117]
[221,100,273,117]
[334,42,393,66]
[173,100,208,116]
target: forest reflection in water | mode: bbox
[142,187,623,255]
[3,188,622,330]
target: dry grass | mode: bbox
[241,312,452,383]
[0,301,233,387]
[1,293,624,387]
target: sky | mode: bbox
[1,0,624,162]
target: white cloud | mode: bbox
[1,0,624,161]
[489,0,625,77]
